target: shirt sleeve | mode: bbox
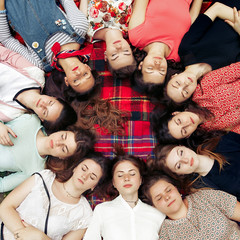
[59,0,88,36]
[0,172,29,192]
[83,205,103,240]
[0,12,40,67]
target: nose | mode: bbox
[154,60,161,66]
[82,173,89,180]
[123,174,130,181]
[115,42,122,50]
[164,194,170,201]
[40,101,47,108]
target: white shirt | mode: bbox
[83,195,165,240]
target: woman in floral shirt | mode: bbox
[87,0,136,78]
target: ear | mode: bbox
[104,51,107,62]
[172,111,180,116]
[64,77,69,86]
[138,61,143,70]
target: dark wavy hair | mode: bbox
[44,69,101,103]
[105,145,147,199]
[42,98,77,132]
[53,152,109,196]
[150,103,225,150]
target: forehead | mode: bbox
[114,160,138,172]
[166,82,184,103]
[168,119,182,139]
[81,159,102,173]
[109,54,134,70]
[150,179,172,197]
[166,147,179,168]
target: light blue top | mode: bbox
[0,114,47,192]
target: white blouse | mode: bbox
[83,195,165,240]
[1,170,93,240]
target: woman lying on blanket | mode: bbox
[0,45,77,135]
[164,0,240,104]
[0,152,109,240]
[152,131,240,201]
[83,148,165,240]
[128,0,203,96]
[0,0,98,98]
[85,0,136,79]
[142,173,240,239]
[0,113,95,193]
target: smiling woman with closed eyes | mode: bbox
[83,150,165,240]
[0,113,96,193]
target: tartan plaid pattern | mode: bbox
[89,41,158,161]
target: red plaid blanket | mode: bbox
[89,42,157,161]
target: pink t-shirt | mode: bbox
[129,0,192,61]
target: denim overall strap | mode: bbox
[6,0,85,72]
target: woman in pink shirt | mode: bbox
[128,0,203,97]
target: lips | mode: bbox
[72,66,78,71]
[123,184,132,188]
[188,77,193,83]
[78,179,84,184]
[50,139,54,149]
[167,199,175,207]
[190,117,195,124]
[190,157,194,167]
[154,57,162,60]
[36,99,41,107]
[113,40,121,44]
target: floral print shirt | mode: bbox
[87,0,133,42]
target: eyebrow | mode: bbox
[171,84,178,89]
[154,186,169,200]
[116,169,136,173]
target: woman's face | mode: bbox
[168,111,202,139]
[166,71,198,103]
[65,63,95,94]
[166,146,199,175]
[150,179,183,216]
[113,160,142,196]
[139,55,167,84]
[46,131,77,158]
[73,159,103,191]
[105,39,135,70]
[34,95,63,122]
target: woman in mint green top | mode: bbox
[0,114,95,192]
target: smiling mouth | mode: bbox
[72,66,78,71]
[123,184,132,188]
[190,117,195,124]
[167,200,175,207]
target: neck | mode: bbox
[121,193,138,208]
[59,56,84,73]
[36,129,49,158]
[143,42,170,57]
[168,199,188,220]
[185,63,212,81]
[102,29,123,43]
[195,154,215,176]
[16,89,40,110]
[62,178,84,199]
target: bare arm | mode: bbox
[79,0,88,17]
[230,201,240,222]
[0,121,16,146]
[0,176,35,235]
[225,7,240,35]
[204,2,235,22]
[189,0,203,23]
[63,228,87,240]
[0,0,5,11]
[128,0,149,30]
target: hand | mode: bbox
[14,221,49,240]
[225,7,240,35]
[0,122,17,146]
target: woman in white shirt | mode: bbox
[83,151,165,240]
